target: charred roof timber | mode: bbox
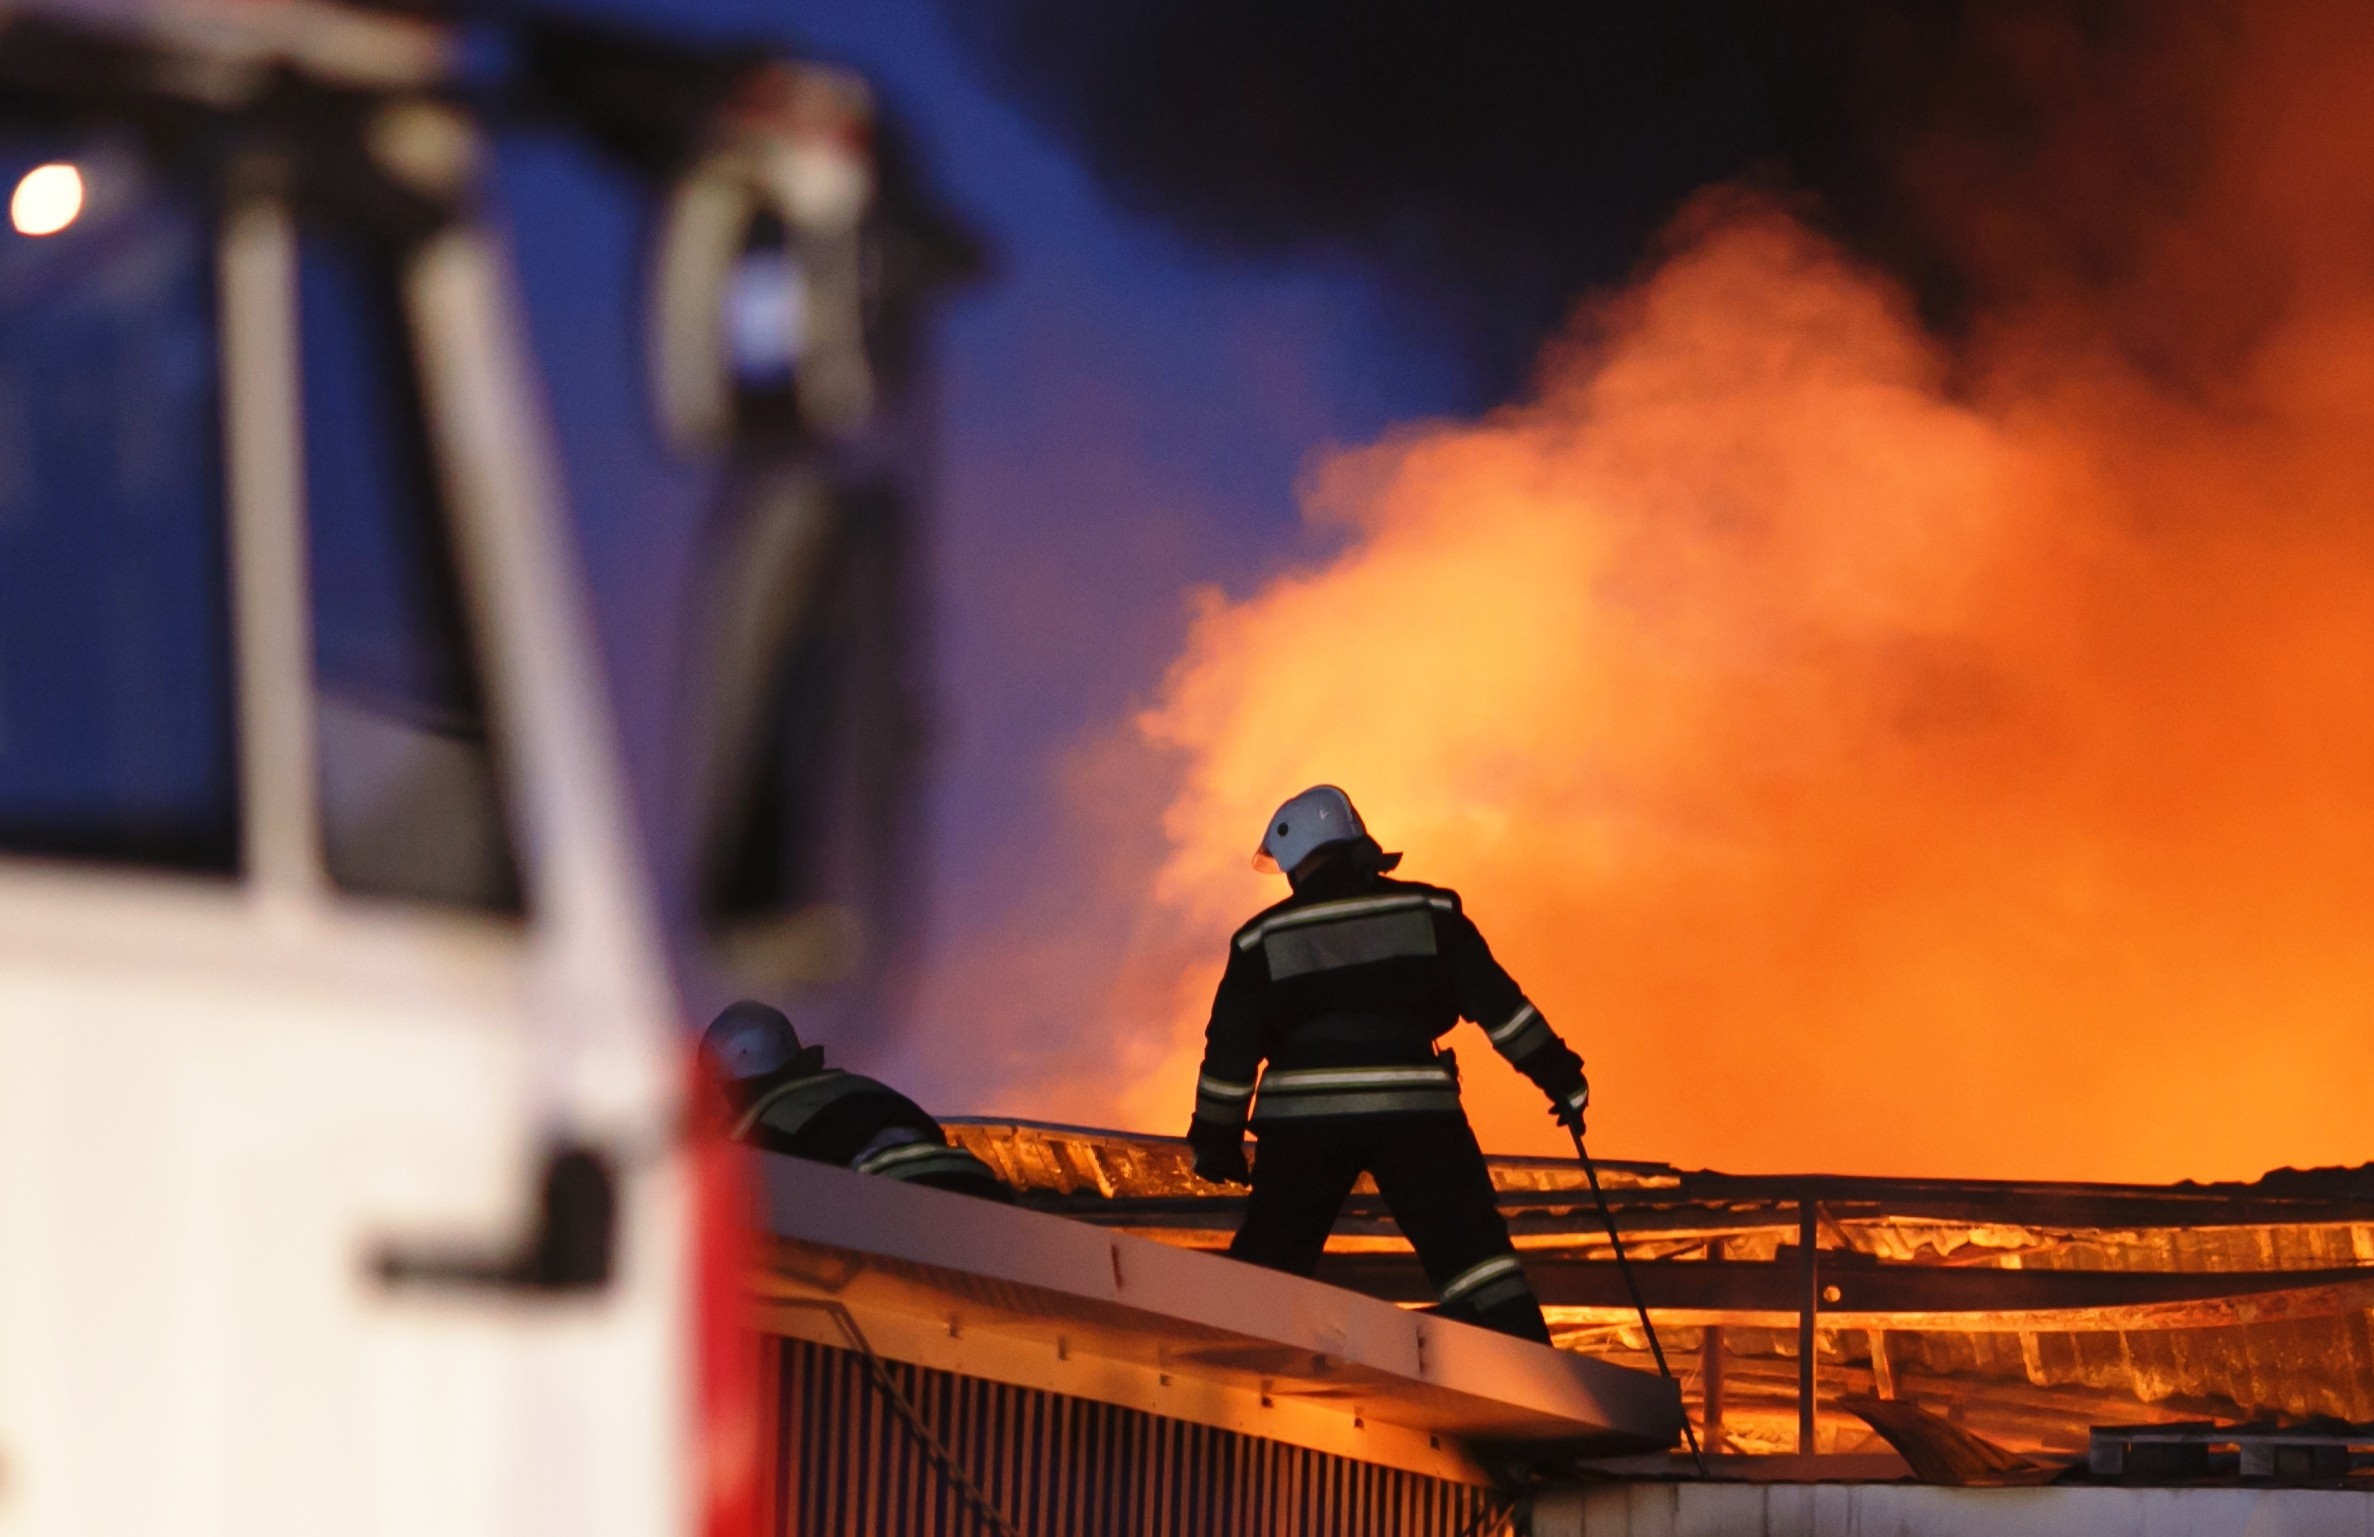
[949,1121,2374,1462]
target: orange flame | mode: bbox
[942,3,2374,1182]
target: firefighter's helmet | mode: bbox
[1254,784,1371,876]
[702,1000,801,1081]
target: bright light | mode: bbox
[11,163,84,237]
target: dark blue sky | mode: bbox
[515,0,1483,1061]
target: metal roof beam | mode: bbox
[751,1152,1685,1482]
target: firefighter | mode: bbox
[703,1000,1012,1201]
[1185,786,1588,1344]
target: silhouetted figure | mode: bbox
[704,1001,1011,1202]
[1187,786,1588,1343]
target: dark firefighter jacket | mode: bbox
[730,1062,998,1189]
[1190,863,1587,1132]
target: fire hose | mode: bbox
[772,1297,1025,1537]
[1568,1125,1709,1477]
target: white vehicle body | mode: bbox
[0,2,947,1531]
[0,142,689,1537]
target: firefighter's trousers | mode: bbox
[1229,1113,1550,1344]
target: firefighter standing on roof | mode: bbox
[1186,785,1589,1343]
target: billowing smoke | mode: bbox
[921,1,2374,1181]
[940,0,2193,392]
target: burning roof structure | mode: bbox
[948,1120,2374,1461]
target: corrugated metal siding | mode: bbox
[769,1338,1505,1536]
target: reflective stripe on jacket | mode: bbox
[1249,1063,1462,1122]
[733,1068,999,1188]
[1191,866,1584,1128]
[734,1068,883,1144]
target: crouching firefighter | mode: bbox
[703,1001,1012,1201]
[1186,786,1590,1344]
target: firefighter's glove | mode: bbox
[1187,1118,1250,1185]
[1543,1068,1590,1137]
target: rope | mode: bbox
[773,1299,1025,1537]
[1449,1488,1519,1537]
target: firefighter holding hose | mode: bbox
[1186,786,1589,1343]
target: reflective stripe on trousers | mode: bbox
[1436,1253,1534,1313]
[846,1125,993,1185]
[858,1142,993,1183]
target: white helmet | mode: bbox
[702,1000,801,1081]
[1254,784,1374,876]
